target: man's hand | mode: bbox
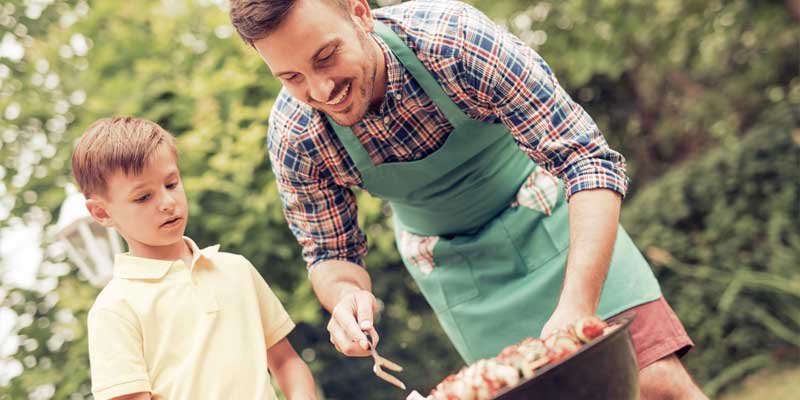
[309,260,377,357]
[539,303,593,338]
[326,289,378,356]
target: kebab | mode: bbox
[407,315,613,400]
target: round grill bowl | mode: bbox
[492,314,638,400]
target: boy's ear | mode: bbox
[85,198,114,228]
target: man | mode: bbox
[229,0,708,398]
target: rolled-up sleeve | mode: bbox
[267,106,368,271]
[458,7,629,198]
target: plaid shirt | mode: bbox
[267,0,629,270]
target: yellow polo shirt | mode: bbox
[87,237,295,400]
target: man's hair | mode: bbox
[71,116,177,198]
[229,0,350,46]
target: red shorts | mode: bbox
[610,297,694,369]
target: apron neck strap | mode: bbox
[373,20,469,128]
[326,119,375,170]
[326,19,472,170]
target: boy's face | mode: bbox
[86,145,189,259]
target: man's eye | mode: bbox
[319,48,336,62]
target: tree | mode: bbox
[1,1,97,398]
[469,0,800,188]
[2,0,798,398]
[622,104,800,397]
[3,1,460,398]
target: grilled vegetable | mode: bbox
[409,315,617,400]
[575,315,606,343]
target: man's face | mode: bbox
[89,145,189,259]
[253,0,384,127]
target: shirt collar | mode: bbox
[366,32,405,118]
[113,237,220,280]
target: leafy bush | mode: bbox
[622,105,800,397]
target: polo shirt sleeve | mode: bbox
[87,307,151,400]
[245,259,296,349]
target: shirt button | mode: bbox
[383,115,391,125]
[394,93,402,101]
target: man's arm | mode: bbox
[310,259,377,357]
[267,105,376,356]
[457,7,629,198]
[455,6,628,332]
[540,189,621,336]
[267,338,318,400]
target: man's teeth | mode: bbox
[326,82,350,105]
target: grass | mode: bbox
[717,365,800,400]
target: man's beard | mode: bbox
[325,77,370,127]
[326,29,377,127]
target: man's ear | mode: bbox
[349,0,374,31]
[85,198,114,228]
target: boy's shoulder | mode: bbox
[88,279,139,325]
[206,247,246,263]
[184,239,253,273]
[205,248,255,273]
[203,248,269,287]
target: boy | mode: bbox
[73,116,317,400]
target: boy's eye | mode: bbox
[134,194,150,203]
[166,182,178,189]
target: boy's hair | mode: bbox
[71,116,177,198]
[229,0,350,46]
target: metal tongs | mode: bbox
[365,331,406,390]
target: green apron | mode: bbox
[328,21,662,364]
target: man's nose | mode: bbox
[308,75,335,103]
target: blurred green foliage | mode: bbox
[0,0,798,399]
[471,0,800,186]
[622,105,800,398]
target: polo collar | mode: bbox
[113,237,220,280]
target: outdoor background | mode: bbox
[1,0,798,399]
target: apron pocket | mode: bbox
[504,167,570,272]
[502,201,569,273]
[434,239,481,308]
[541,198,570,251]
[512,166,560,216]
[397,230,479,311]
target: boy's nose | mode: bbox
[159,193,176,213]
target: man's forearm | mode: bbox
[559,188,622,313]
[310,259,373,312]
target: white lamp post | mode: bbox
[55,185,124,287]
